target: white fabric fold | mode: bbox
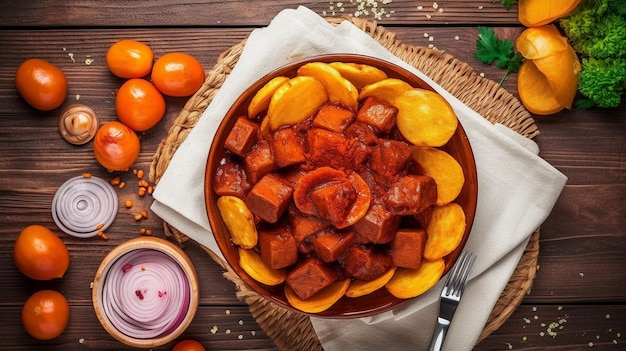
[151,6,567,351]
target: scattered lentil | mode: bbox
[97,231,109,240]
[110,176,121,186]
[83,172,92,178]
[237,334,244,340]
[210,326,218,334]
[96,223,104,230]
[125,200,133,209]
[118,181,126,189]
[134,214,144,221]
[136,169,144,179]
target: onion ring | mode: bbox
[51,175,117,238]
[100,248,191,339]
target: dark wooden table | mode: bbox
[1,1,624,350]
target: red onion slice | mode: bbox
[101,248,191,339]
[51,175,117,238]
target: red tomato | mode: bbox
[151,52,205,97]
[115,78,166,131]
[93,121,141,171]
[172,339,206,351]
[22,290,70,340]
[106,39,154,78]
[15,58,68,110]
[13,224,69,280]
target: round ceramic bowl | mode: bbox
[205,54,477,318]
[92,237,199,347]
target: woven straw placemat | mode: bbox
[149,17,540,350]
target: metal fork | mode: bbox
[428,252,476,351]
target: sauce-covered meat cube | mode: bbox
[390,229,426,269]
[224,116,259,157]
[245,173,293,223]
[353,203,400,244]
[259,226,298,269]
[339,245,392,281]
[270,127,307,167]
[312,229,356,263]
[213,156,251,198]
[384,175,437,215]
[286,257,339,300]
[356,96,398,134]
[312,103,355,133]
[244,139,276,184]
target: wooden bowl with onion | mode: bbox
[205,54,477,318]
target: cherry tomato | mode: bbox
[151,52,204,97]
[172,339,206,351]
[15,58,68,111]
[22,290,70,340]
[93,121,141,171]
[13,224,69,280]
[115,78,166,131]
[106,39,154,79]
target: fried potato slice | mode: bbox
[358,78,413,105]
[424,203,466,261]
[238,248,286,286]
[217,195,258,249]
[395,88,458,147]
[248,76,290,118]
[328,62,388,90]
[346,267,397,298]
[285,279,350,313]
[411,146,465,205]
[267,76,328,131]
[385,258,444,299]
[297,62,358,111]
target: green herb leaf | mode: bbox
[499,0,518,10]
[475,26,524,85]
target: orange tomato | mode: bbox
[151,52,205,97]
[115,78,166,131]
[93,121,141,171]
[106,39,154,78]
[22,290,70,340]
[13,224,70,280]
[172,340,206,351]
[15,58,68,111]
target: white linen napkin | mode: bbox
[151,6,567,351]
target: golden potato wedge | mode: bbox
[346,267,397,298]
[217,195,258,249]
[411,146,465,205]
[297,62,358,111]
[248,76,290,118]
[328,62,388,90]
[285,279,350,313]
[267,76,328,131]
[395,88,458,147]
[358,78,413,105]
[385,258,444,299]
[238,248,287,286]
[424,203,466,261]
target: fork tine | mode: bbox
[445,252,476,297]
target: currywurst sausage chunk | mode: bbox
[286,257,339,300]
[384,175,437,215]
[245,173,294,223]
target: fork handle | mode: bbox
[427,318,450,351]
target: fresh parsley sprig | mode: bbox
[475,26,524,85]
[499,0,518,10]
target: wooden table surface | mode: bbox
[1,1,624,350]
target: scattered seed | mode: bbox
[238,334,244,340]
[606,314,611,319]
[97,231,109,240]
[136,169,144,179]
[141,210,148,219]
[239,319,244,325]
[134,214,144,221]
[118,181,126,189]
[225,309,231,315]
[110,176,121,186]
[83,172,92,178]
[226,329,231,334]
[138,187,147,196]
[90,281,94,288]
[147,185,154,194]
[251,331,256,336]
[125,200,133,209]
[95,223,104,230]
[588,342,593,347]
[210,326,218,334]
[78,338,84,344]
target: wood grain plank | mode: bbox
[0,0,519,27]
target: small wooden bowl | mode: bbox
[205,54,477,318]
[92,237,199,348]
